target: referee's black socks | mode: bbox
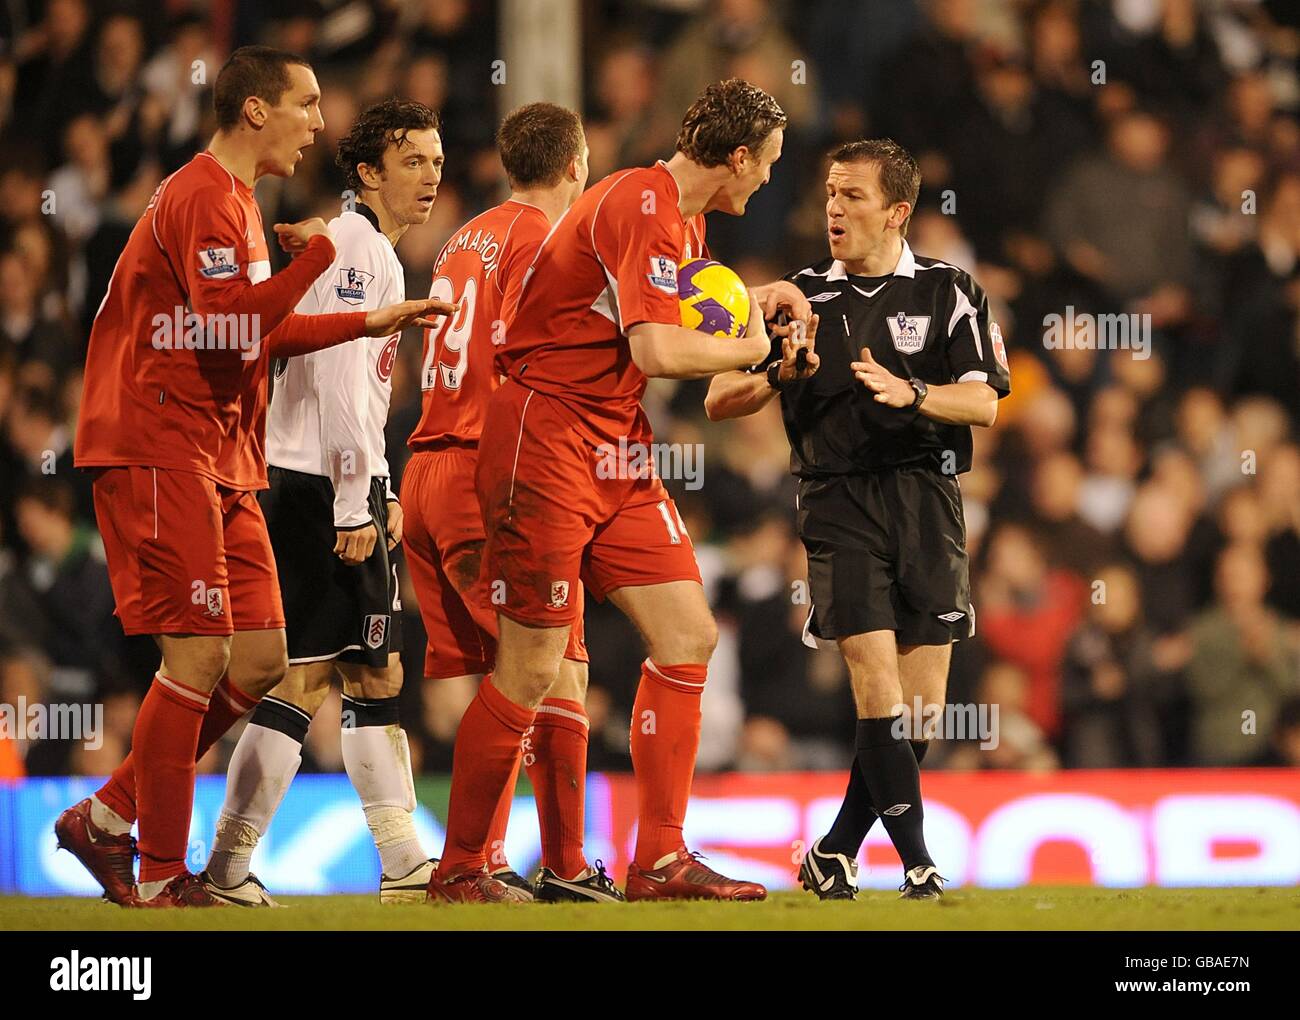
[850,717,934,871]
[821,735,931,859]
[822,762,877,857]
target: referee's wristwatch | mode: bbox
[908,377,928,410]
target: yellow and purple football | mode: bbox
[678,258,750,339]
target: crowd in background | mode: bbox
[1,0,1299,780]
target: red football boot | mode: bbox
[126,872,225,908]
[625,849,767,902]
[426,870,512,904]
[54,798,137,905]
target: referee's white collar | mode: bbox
[826,241,916,281]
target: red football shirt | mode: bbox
[500,162,707,448]
[409,199,550,449]
[75,151,337,490]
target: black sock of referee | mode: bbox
[854,717,933,871]
[820,762,877,858]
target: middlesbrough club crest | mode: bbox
[363,614,390,649]
[990,322,1008,369]
[205,587,224,618]
[548,580,570,609]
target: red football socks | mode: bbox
[96,675,259,824]
[133,673,210,883]
[524,698,589,879]
[630,659,705,869]
[437,676,535,879]
[484,753,521,872]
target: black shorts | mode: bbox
[797,466,973,647]
[261,467,403,668]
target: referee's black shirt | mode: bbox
[754,242,1011,477]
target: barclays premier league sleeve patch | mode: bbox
[335,267,374,305]
[197,246,239,279]
[647,255,678,293]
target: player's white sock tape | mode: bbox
[205,722,303,885]
[363,805,426,880]
[343,724,425,878]
[89,795,132,836]
[207,817,259,887]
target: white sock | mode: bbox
[89,794,132,836]
[206,722,302,887]
[137,879,168,900]
[342,724,426,879]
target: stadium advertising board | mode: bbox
[2,770,1296,895]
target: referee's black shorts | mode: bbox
[261,467,403,668]
[797,466,974,647]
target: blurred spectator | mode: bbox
[978,523,1088,738]
[945,661,1058,772]
[0,252,75,376]
[10,0,97,164]
[1044,109,1193,304]
[1186,544,1300,766]
[13,476,124,697]
[1060,563,1164,767]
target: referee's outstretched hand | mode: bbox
[852,347,914,407]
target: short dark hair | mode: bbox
[675,78,786,168]
[213,46,313,130]
[495,103,584,188]
[829,138,922,235]
[336,99,441,194]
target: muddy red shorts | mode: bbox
[402,445,588,679]
[475,379,702,629]
[92,465,284,636]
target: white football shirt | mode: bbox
[266,206,404,528]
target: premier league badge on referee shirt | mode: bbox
[887,311,930,354]
[335,267,374,305]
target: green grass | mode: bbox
[3,887,1297,931]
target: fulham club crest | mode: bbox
[363,614,390,649]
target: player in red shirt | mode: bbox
[53,46,452,907]
[428,79,813,903]
[404,103,621,902]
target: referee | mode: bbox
[706,138,1010,899]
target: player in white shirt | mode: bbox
[201,100,446,905]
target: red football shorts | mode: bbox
[476,379,702,629]
[92,465,284,636]
[402,445,588,679]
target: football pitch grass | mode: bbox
[3,887,1297,931]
